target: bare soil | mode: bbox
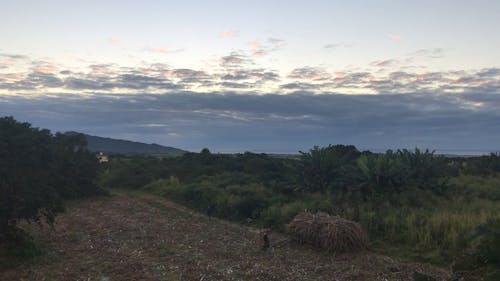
[0,192,451,280]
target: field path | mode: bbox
[1,192,450,280]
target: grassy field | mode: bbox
[0,191,451,281]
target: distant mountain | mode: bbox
[70,133,187,155]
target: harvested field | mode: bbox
[1,192,451,280]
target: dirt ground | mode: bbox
[0,192,452,281]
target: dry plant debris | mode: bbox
[1,192,450,280]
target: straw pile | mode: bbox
[287,212,368,253]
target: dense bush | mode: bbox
[472,217,500,267]
[99,156,170,189]
[299,145,361,193]
[463,153,500,175]
[143,172,274,221]
[0,117,102,240]
[357,148,448,194]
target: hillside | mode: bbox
[0,192,451,281]
[81,134,187,155]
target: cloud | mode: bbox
[117,74,182,90]
[0,53,28,70]
[288,67,331,81]
[221,69,279,83]
[0,72,64,90]
[220,52,252,68]
[332,72,373,88]
[219,81,252,89]
[165,69,212,85]
[166,69,208,79]
[0,53,28,60]
[248,40,267,56]
[221,54,244,65]
[147,47,185,54]
[248,41,260,49]
[268,38,286,48]
[2,92,499,153]
[89,64,117,76]
[2,65,498,94]
[409,48,445,59]
[387,33,402,41]
[27,72,64,88]
[476,68,500,78]
[31,60,59,74]
[65,77,114,90]
[324,43,352,49]
[245,38,286,57]
[65,73,183,91]
[369,59,399,68]
[0,59,14,69]
[0,53,498,95]
[280,82,323,90]
[389,71,415,81]
[109,37,124,46]
[219,30,239,38]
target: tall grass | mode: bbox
[138,172,500,265]
[334,175,500,264]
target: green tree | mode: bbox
[357,148,446,194]
[299,145,360,192]
[0,117,102,240]
[0,117,61,239]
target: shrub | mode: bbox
[483,270,500,281]
[261,201,308,229]
[0,117,102,241]
[299,145,361,193]
[142,176,184,199]
[472,217,500,266]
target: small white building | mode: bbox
[97,152,109,163]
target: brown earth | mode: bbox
[0,192,452,281]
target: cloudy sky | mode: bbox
[1,0,499,153]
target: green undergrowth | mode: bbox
[100,148,500,279]
[0,228,46,270]
[137,174,500,269]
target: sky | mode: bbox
[0,0,499,153]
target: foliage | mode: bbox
[0,116,102,241]
[144,172,274,221]
[99,156,170,189]
[51,133,104,198]
[462,153,500,175]
[299,145,360,192]
[482,270,500,281]
[101,144,500,268]
[357,148,447,194]
[4,113,498,274]
[471,217,500,266]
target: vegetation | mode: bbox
[101,145,500,276]
[0,193,451,280]
[1,116,499,278]
[0,117,103,253]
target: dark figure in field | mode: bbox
[206,205,214,219]
[262,230,270,250]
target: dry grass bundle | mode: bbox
[287,212,368,253]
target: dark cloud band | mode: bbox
[1,91,498,153]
